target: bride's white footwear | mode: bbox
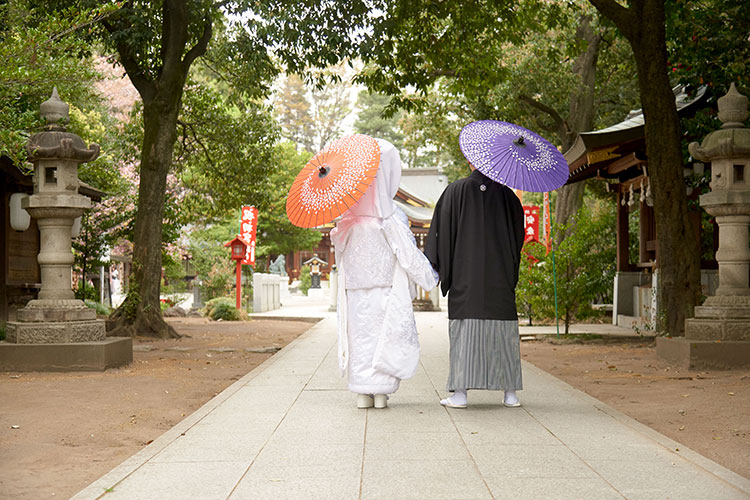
[357,394,374,409]
[373,394,388,409]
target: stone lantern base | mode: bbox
[657,296,750,369]
[0,337,132,372]
[6,318,106,343]
[2,309,132,371]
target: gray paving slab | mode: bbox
[486,476,623,500]
[73,308,750,500]
[229,472,361,500]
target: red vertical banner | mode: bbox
[542,192,551,254]
[239,206,258,266]
[523,205,540,244]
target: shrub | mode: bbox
[75,281,99,302]
[203,296,230,316]
[203,296,242,321]
[299,265,311,295]
[209,302,242,321]
[84,300,111,316]
[516,202,616,333]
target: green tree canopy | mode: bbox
[273,66,353,153]
[255,141,321,259]
[353,90,403,149]
[40,0,377,338]
[0,2,115,165]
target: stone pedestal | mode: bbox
[1,88,130,371]
[0,338,132,372]
[658,83,750,369]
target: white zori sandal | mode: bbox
[357,394,374,409]
[440,397,468,409]
[373,394,388,409]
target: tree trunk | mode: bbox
[555,16,602,242]
[104,2,211,338]
[632,26,700,335]
[108,91,184,339]
[554,182,586,243]
[589,0,701,335]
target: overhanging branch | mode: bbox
[183,20,213,69]
[518,94,570,140]
[588,0,635,40]
[102,18,156,102]
[177,119,215,166]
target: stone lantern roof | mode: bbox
[26,87,100,163]
[689,83,750,161]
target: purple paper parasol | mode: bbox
[459,120,569,192]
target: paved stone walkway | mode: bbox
[73,309,749,500]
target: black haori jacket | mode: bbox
[424,169,525,320]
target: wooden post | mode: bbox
[616,189,630,271]
[235,260,242,310]
[639,199,649,265]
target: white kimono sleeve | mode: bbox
[371,214,439,380]
[382,215,439,292]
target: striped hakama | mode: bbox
[447,319,522,391]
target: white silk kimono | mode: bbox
[331,139,438,395]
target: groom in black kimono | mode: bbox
[424,163,525,408]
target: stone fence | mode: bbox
[252,273,281,313]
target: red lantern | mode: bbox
[228,238,247,260]
[224,236,250,309]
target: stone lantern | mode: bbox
[0,89,132,371]
[658,83,750,369]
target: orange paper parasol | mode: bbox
[286,134,380,228]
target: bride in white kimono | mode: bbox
[330,139,438,409]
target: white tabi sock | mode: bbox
[504,390,520,406]
[448,389,467,406]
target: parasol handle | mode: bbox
[513,136,525,146]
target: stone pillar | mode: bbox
[430,284,441,311]
[1,89,132,371]
[657,83,750,369]
[711,212,750,296]
[279,275,290,302]
[192,284,203,309]
[253,273,265,313]
[253,273,280,313]
[329,268,338,312]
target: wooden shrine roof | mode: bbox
[564,86,708,185]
